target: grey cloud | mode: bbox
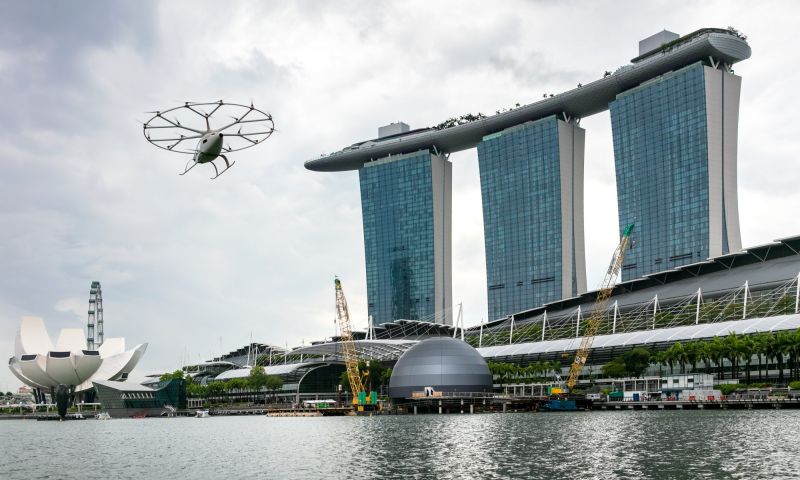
[1,0,800,391]
[0,1,158,134]
[210,49,295,88]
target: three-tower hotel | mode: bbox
[306,28,751,326]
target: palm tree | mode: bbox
[652,350,666,377]
[787,329,800,382]
[697,340,713,375]
[739,335,755,384]
[777,331,793,384]
[724,333,742,380]
[766,333,789,385]
[523,364,536,383]
[672,342,688,374]
[533,361,545,382]
[548,360,562,381]
[685,342,700,373]
[753,332,771,382]
[663,345,675,375]
[708,337,726,379]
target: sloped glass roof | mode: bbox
[478,314,800,358]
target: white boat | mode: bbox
[95,412,111,420]
[195,409,210,418]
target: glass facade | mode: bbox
[93,378,187,412]
[359,151,451,325]
[478,116,585,321]
[611,62,721,281]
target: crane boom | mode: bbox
[334,277,366,402]
[566,224,634,391]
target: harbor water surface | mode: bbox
[2,410,798,479]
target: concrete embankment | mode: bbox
[594,398,800,410]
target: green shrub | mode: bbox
[789,381,800,390]
[718,384,740,395]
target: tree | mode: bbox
[602,359,626,378]
[697,340,713,375]
[339,370,352,392]
[621,348,651,378]
[652,350,667,377]
[248,365,269,402]
[788,329,800,382]
[363,362,392,394]
[766,333,788,384]
[160,369,185,382]
[225,378,249,402]
[207,381,225,401]
[684,342,701,373]
[187,383,208,399]
[663,345,676,375]
[379,367,392,394]
[669,342,688,374]
[488,362,518,384]
[708,337,726,379]
[739,335,755,384]
[338,361,392,395]
[753,332,771,382]
[547,360,562,380]
[265,376,283,402]
[723,333,742,380]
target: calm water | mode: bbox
[1,410,798,479]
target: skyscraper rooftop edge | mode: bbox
[304,28,750,172]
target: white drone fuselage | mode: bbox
[194,131,223,164]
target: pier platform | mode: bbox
[594,398,800,410]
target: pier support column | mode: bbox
[470,404,474,414]
[413,405,417,415]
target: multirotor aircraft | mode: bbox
[142,100,274,179]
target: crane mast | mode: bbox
[334,277,366,403]
[566,224,634,391]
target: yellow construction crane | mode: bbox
[334,277,367,406]
[566,224,635,391]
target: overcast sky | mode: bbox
[2,0,799,391]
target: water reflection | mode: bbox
[0,410,799,479]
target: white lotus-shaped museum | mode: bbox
[7,316,147,392]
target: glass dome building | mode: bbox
[388,337,492,399]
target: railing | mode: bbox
[466,275,800,348]
[409,391,496,399]
[630,27,747,63]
